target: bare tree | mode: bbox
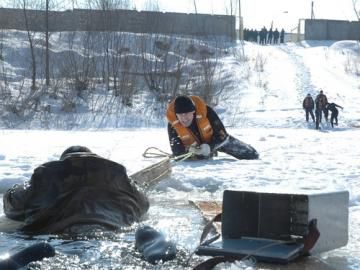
[85,0,131,92]
[21,0,37,91]
[353,0,360,20]
[59,31,97,95]
[183,40,225,105]
[193,0,198,14]
[140,34,165,92]
[0,31,3,62]
[198,47,219,104]
[83,0,140,107]
[111,35,138,106]
[13,0,63,89]
[44,0,67,88]
[225,0,237,16]
[0,31,11,107]
[143,0,160,11]
[86,0,130,10]
[140,34,187,101]
[45,0,50,86]
[120,57,136,105]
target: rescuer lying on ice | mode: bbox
[166,95,259,160]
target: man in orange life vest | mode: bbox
[166,95,259,160]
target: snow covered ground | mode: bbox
[0,36,360,269]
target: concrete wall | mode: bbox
[305,19,360,40]
[0,8,236,40]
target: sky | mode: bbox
[0,26,360,268]
[0,0,358,32]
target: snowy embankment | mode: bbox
[0,37,360,269]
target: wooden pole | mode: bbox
[239,0,243,40]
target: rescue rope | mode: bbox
[142,147,171,158]
[142,147,193,162]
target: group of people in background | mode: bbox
[302,90,344,130]
[243,27,285,45]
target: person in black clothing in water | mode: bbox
[166,95,259,160]
[3,146,149,235]
[326,102,344,128]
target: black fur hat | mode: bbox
[60,145,91,160]
[174,96,195,114]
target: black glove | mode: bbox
[135,225,177,264]
[0,242,55,270]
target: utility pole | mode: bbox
[311,1,315,19]
[239,0,243,40]
[45,0,50,86]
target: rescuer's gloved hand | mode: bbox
[189,144,211,157]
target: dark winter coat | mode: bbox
[327,103,342,113]
[315,93,328,110]
[280,29,285,43]
[303,96,314,110]
[3,153,149,234]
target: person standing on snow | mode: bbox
[315,90,329,122]
[166,95,259,160]
[280,28,285,43]
[273,28,280,44]
[326,102,344,128]
[260,26,267,45]
[302,93,315,123]
[267,27,273,44]
[3,146,149,235]
[315,98,323,130]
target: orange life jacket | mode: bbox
[166,96,213,147]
